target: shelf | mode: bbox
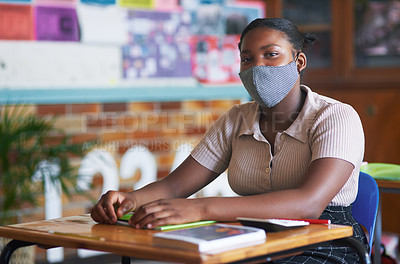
[0,84,250,104]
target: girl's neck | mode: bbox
[260,85,306,132]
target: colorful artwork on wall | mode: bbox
[122,9,192,79]
[190,34,241,84]
[35,6,80,41]
[0,3,34,40]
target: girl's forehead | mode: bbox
[242,28,291,48]
[245,27,287,40]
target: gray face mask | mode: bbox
[239,60,299,108]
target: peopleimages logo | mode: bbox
[82,111,218,134]
[81,139,197,153]
[81,108,308,136]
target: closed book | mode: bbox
[152,223,266,253]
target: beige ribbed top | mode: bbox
[191,85,365,206]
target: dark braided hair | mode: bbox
[238,18,316,54]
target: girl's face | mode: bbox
[239,27,296,72]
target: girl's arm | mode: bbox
[129,157,354,228]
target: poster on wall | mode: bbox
[35,6,80,41]
[188,0,264,84]
[190,4,224,35]
[224,1,265,34]
[0,3,34,40]
[154,0,179,11]
[80,0,115,4]
[183,0,264,35]
[119,0,153,9]
[35,0,76,4]
[122,9,193,80]
[190,34,241,84]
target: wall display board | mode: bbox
[0,0,265,103]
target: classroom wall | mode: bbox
[18,98,241,218]
[11,98,240,262]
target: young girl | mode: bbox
[91,18,367,263]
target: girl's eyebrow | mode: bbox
[240,44,281,55]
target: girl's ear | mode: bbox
[296,52,307,73]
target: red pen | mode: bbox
[299,219,331,224]
[279,218,331,224]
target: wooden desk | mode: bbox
[376,179,400,191]
[0,215,368,264]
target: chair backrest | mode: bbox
[351,171,379,254]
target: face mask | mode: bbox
[239,60,299,108]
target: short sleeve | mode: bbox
[191,106,239,174]
[310,103,364,167]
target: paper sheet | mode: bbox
[0,3,34,40]
[119,0,153,9]
[0,41,122,88]
[77,4,128,44]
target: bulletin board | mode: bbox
[0,0,265,104]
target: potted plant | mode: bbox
[0,105,89,263]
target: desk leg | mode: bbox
[373,199,382,264]
[0,240,35,264]
[121,256,130,264]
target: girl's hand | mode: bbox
[90,190,136,225]
[129,198,207,229]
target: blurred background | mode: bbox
[1,0,400,263]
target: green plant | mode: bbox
[0,105,87,225]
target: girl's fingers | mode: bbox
[116,199,135,218]
[133,209,176,229]
[130,201,170,228]
[91,202,111,224]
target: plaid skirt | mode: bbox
[272,205,368,264]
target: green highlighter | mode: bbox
[117,213,216,231]
[154,220,217,231]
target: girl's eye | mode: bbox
[241,57,252,63]
[265,52,278,57]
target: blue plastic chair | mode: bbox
[351,171,379,254]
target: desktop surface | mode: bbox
[0,214,353,264]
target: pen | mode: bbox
[294,219,331,224]
[275,218,331,225]
[118,213,217,231]
[154,220,217,231]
